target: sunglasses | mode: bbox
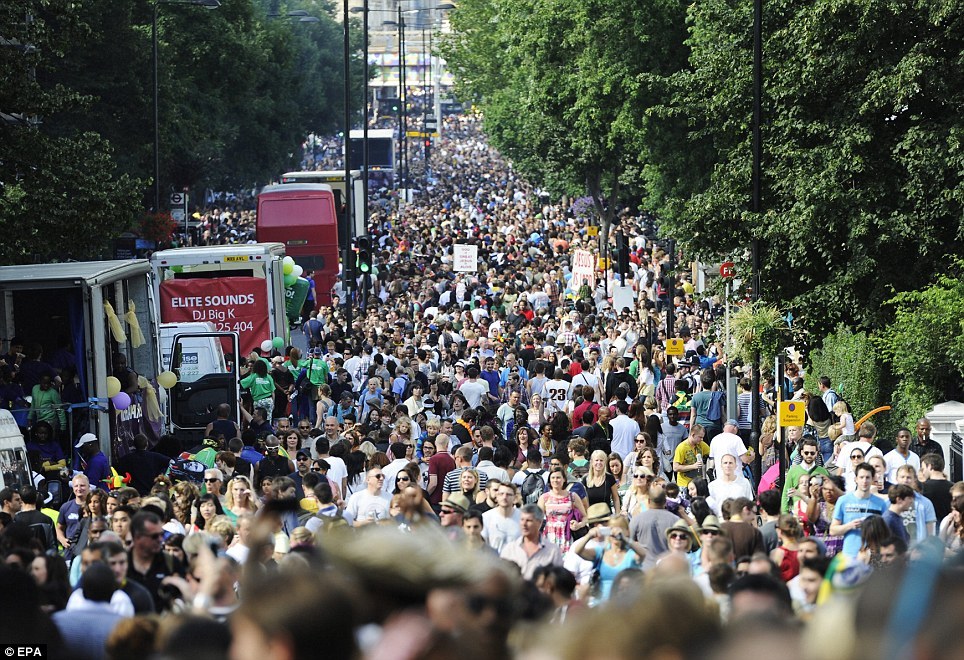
[702,529,720,536]
[297,457,310,461]
[634,473,651,479]
[204,478,220,483]
[440,508,458,515]
[802,450,817,456]
[851,454,864,459]
[669,533,690,541]
[372,474,385,479]
[397,477,411,482]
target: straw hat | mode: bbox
[664,519,697,545]
[585,503,613,525]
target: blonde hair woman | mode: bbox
[457,468,482,504]
[621,465,655,517]
[224,475,258,517]
[570,514,647,602]
[582,449,621,513]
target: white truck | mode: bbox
[0,260,239,462]
[0,260,160,461]
[151,243,288,357]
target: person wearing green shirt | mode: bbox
[294,347,328,424]
[305,351,330,387]
[241,359,275,421]
[781,438,831,513]
[29,375,67,431]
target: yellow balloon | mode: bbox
[157,371,178,389]
[106,376,122,398]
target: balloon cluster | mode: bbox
[106,370,179,412]
[261,337,285,353]
[282,256,303,288]
[105,376,131,410]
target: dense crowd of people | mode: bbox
[2,113,964,660]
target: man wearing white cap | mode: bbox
[74,433,110,492]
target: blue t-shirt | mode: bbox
[833,491,888,556]
[882,510,909,543]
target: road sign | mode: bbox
[406,131,439,138]
[586,226,599,237]
[780,400,806,426]
[720,261,736,278]
[666,338,684,356]
[170,192,186,206]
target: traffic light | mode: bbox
[423,138,431,162]
[356,236,373,274]
[615,232,630,278]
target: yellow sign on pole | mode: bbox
[586,226,599,237]
[779,400,806,426]
[597,257,610,270]
[665,338,685,356]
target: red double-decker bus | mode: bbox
[256,183,339,305]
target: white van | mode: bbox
[0,409,31,492]
[158,322,227,383]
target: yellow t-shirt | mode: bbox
[673,440,710,487]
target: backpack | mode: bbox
[313,511,350,534]
[569,461,590,480]
[520,469,548,505]
[707,391,725,423]
[169,457,206,484]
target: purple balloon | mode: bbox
[111,392,131,411]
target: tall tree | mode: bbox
[657,0,964,335]
[441,0,691,248]
[0,0,144,264]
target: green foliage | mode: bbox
[875,261,964,428]
[440,0,692,245]
[729,302,789,365]
[805,326,883,424]
[656,0,964,337]
[1,0,363,262]
[0,1,144,264]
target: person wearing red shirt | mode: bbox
[427,433,457,508]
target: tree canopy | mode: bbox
[440,0,692,243]
[0,0,362,263]
[656,0,964,335]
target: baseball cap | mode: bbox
[74,433,98,449]
[296,450,310,460]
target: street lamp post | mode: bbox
[750,0,764,482]
[342,0,354,329]
[349,2,370,239]
[152,0,220,214]
[384,12,414,196]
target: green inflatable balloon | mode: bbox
[284,272,298,287]
[285,277,310,324]
[272,336,284,350]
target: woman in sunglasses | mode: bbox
[807,474,846,557]
[621,467,655,517]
